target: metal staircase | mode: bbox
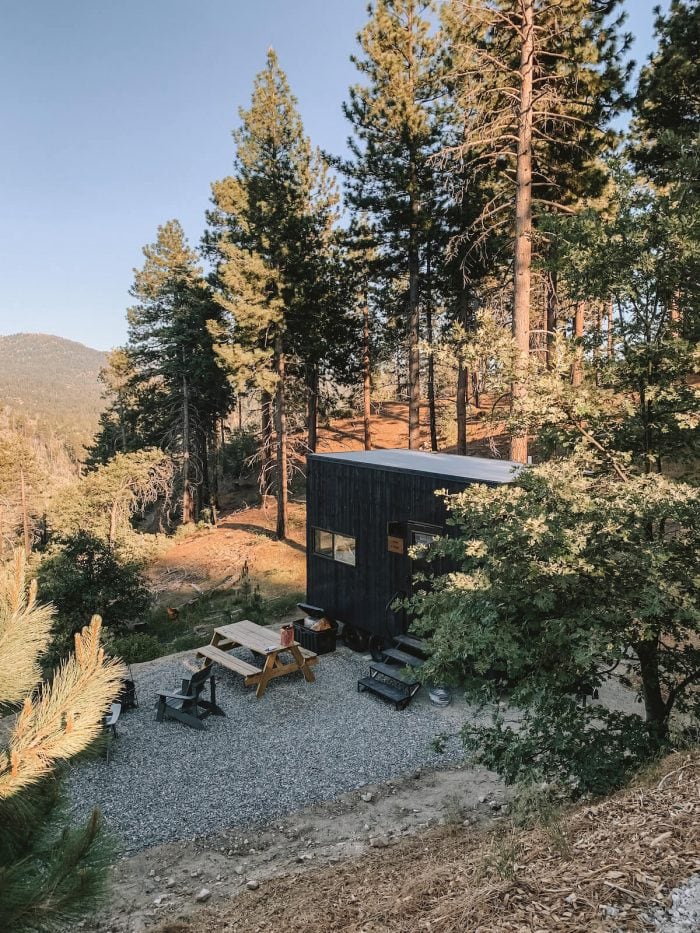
[357,633,428,710]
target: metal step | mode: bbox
[369,661,420,688]
[358,676,412,710]
[393,633,428,656]
[382,647,425,668]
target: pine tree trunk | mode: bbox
[211,427,220,513]
[362,293,373,451]
[261,390,274,498]
[545,270,558,369]
[571,300,585,387]
[607,295,614,359]
[456,365,468,455]
[407,194,421,449]
[510,0,534,464]
[456,291,469,456]
[20,468,30,557]
[200,431,213,523]
[181,374,193,524]
[425,248,437,451]
[593,302,602,386]
[275,337,288,540]
[307,366,319,453]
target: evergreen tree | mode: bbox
[442,0,629,461]
[634,0,700,193]
[0,552,124,931]
[206,50,349,537]
[343,0,447,449]
[125,220,232,522]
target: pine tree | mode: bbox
[126,220,232,523]
[0,552,125,931]
[633,0,700,192]
[207,50,348,537]
[442,0,628,461]
[343,0,447,449]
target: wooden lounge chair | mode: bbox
[155,667,225,730]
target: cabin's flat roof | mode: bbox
[308,449,522,485]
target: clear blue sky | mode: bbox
[0,0,669,351]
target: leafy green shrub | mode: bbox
[36,532,151,661]
[462,695,658,799]
[411,456,700,796]
[106,632,162,664]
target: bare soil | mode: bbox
[143,752,697,933]
[86,762,505,933]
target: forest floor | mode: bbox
[82,750,699,933]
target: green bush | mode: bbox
[106,632,162,664]
[37,532,151,661]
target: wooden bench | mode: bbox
[196,644,263,684]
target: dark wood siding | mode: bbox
[306,458,471,639]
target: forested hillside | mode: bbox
[0,333,106,456]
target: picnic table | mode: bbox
[196,619,318,698]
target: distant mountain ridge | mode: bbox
[0,333,107,454]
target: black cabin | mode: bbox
[305,449,520,647]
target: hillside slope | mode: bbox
[0,332,106,454]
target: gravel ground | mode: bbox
[67,646,470,853]
[649,876,700,932]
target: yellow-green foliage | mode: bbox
[0,552,125,800]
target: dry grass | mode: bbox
[158,751,699,933]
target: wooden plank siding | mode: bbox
[306,457,474,641]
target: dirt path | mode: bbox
[86,763,505,932]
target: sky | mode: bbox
[0,0,670,351]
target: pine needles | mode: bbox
[0,549,125,930]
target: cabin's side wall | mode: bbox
[306,458,468,638]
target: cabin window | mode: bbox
[313,529,333,558]
[313,528,356,567]
[333,533,356,566]
[412,530,438,547]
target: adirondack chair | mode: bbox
[155,667,224,730]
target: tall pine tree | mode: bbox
[343,0,446,449]
[206,50,350,538]
[442,0,628,461]
[125,220,232,523]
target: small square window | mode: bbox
[333,533,356,566]
[314,529,333,558]
[412,531,438,547]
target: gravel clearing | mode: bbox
[650,876,700,931]
[67,646,470,853]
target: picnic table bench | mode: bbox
[196,619,318,698]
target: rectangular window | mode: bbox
[313,528,356,567]
[412,531,438,547]
[314,528,333,558]
[333,533,356,566]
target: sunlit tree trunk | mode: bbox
[425,247,438,451]
[181,374,193,524]
[571,301,585,387]
[510,0,534,464]
[362,292,373,451]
